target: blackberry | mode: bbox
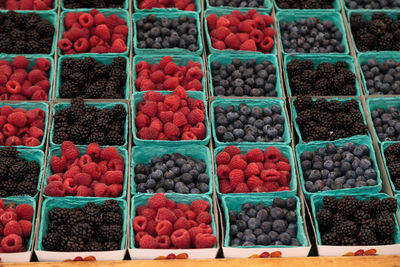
[293,96,312,111]
[16,181,37,196]
[87,132,106,145]
[26,161,40,175]
[358,229,377,245]
[68,208,85,225]
[379,237,394,245]
[102,241,120,251]
[111,104,127,120]
[287,59,303,77]
[376,217,395,237]
[321,232,337,245]
[360,198,379,214]
[98,225,122,242]
[314,99,330,112]
[316,63,336,79]
[337,196,358,217]
[350,122,368,136]
[343,99,359,111]
[102,212,123,225]
[86,241,103,251]
[316,209,332,229]
[360,218,376,232]
[313,79,330,94]
[340,236,358,246]
[55,225,71,237]
[101,200,120,213]
[335,61,349,70]
[71,223,93,241]
[1,179,17,196]
[332,213,347,226]
[353,210,370,224]
[85,81,104,98]
[53,132,69,144]
[60,81,80,98]
[385,143,400,156]
[9,161,27,181]
[0,147,17,158]
[42,232,61,251]
[49,208,70,226]
[379,198,397,213]
[106,131,124,145]
[36,20,55,38]
[66,236,85,252]
[322,196,338,212]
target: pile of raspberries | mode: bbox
[133,193,217,249]
[0,56,51,101]
[45,141,124,198]
[0,0,53,10]
[64,0,124,9]
[135,90,206,141]
[0,200,34,253]
[137,0,196,10]
[58,9,128,54]
[216,146,291,194]
[0,105,46,147]
[135,56,203,92]
[206,9,274,53]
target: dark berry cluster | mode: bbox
[317,195,397,246]
[276,0,334,9]
[287,59,357,96]
[384,143,400,190]
[280,17,345,53]
[53,97,126,146]
[209,0,265,8]
[214,104,285,143]
[42,200,123,252]
[60,57,127,99]
[350,13,400,52]
[371,106,400,141]
[135,153,209,194]
[228,198,302,247]
[0,11,54,54]
[361,58,400,95]
[136,14,199,52]
[294,96,368,142]
[300,142,378,193]
[345,0,400,10]
[0,147,40,197]
[211,58,277,97]
[63,0,124,8]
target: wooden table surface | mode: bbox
[2,256,400,267]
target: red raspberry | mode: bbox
[164,122,180,140]
[264,182,279,192]
[19,220,32,238]
[4,220,22,236]
[101,146,121,160]
[104,170,123,185]
[44,181,65,197]
[173,112,187,127]
[264,161,277,170]
[246,148,264,162]
[139,234,157,249]
[28,126,44,140]
[229,155,247,170]
[219,180,232,193]
[1,234,22,253]
[216,151,230,165]
[114,25,129,36]
[277,186,290,191]
[86,143,101,159]
[149,117,163,132]
[155,220,173,236]
[150,70,165,84]
[73,172,92,186]
[77,185,94,196]
[195,233,216,248]
[172,86,187,99]
[135,231,147,244]
[196,211,212,224]
[176,203,190,212]
[64,178,78,195]
[240,39,257,51]
[186,79,203,91]
[264,147,282,162]
[73,38,90,53]
[20,0,34,9]
[229,169,244,188]
[141,101,158,118]
[217,164,230,179]
[260,36,274,52]
[156,207,177,223]
[138,127,159,140]
[276,161,291,172]
[13,56,29,69]
[190,122,206,140]
[263,27,275,38]
[155,235,171,249]
[171,229,191,249]
[145,219,157,236]
[135,113,150,129]
[61,141,79,161]
[181,131,197,140]
[136,205,147,216]
[164,62,179,75]
[109,184,123,197]
[260,169,280,182]
[94,24,111,41]
[278,171,290,187]
[159,56,172,69]
[186,108,204,125]
[185,210,196,221]
[224,33,241,50]
[234,183,250,193]
[247,175,263,189]
[110,39,127,53]
[163,77,180,91]
[133,216,148,232]
[206,14,218,30]
[147,192,166,210]
[142,208,156,221]
[263,15,273,26]
[15,203,34,221]
[50,155,66,173]
[223,145,241,157]
[143,91,163,102]
[174,217,190,230]
[0,211,17,226]
[190,199,210,214]
[159,111,173,123]
[244,162,260,177]
[164,94,181,111]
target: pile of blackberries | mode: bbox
[280,17,345,53]
[0,11,55,54]
[60,57,127,99]
[384,143,400,190]
[316,195,397,246]
[0,147,40,197]
[361,58,400,95]
[53,97,126,146]
[136,14,199,52]
[345,0,400,10]
[276,0,334,9]
[134,153,210,194]
[209,0,265,8]
[63,0,125,8]
[228,198,302,247]
[371,106,400,141]
[287,59,357,96]
[211,58,277,97]
[214,103,286,143]
[300,142,378,193]
[350,13,400,52]
[42,200,123,252]
[294,96,367,142]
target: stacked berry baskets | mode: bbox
[0,0,400,263]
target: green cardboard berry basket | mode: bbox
[310,193,400,245]
[131,145,213,195]
[61,0,128,10]
[55,55,130,99]
[283,54,362,97]
[43,146,128,199]
[205,1,272,13]
[132,91,210,146]
[276,11,350,55]
[133,11,203,56]
[347,10,400,54]
[207,53,283,97]
[274,0,341,12]
[50,101,129,147]
[204,9,277,55]
[221,195,309,248]
[58,9,131,56]
[357,52,400,95]
[132,55,206,96]
[380,141,400,195]
[291,97,369,144]
[366,97,400,144]
[130,194,217,249]
[214,144,297,199]
[0,102,49,150]
[37,197,128,251]
[0,55,55,100]
[210,98,291,147]
[295,135,382,200]
[0,11,58,56]
[133,0,201,13]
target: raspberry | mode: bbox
[219,179,232,193]
[85,143,101,159]
[195,233,216,248]
[187,108,204,125]
[101,147,121,161]
[172,86,187,99]
[155,235,171,249]
[240,39,257,51]
[141,101,158,118]
[166,201,175,210]
[141,208,156,221]
[147,193,166,210]
[0,198,3,209]
[264,147,282,162]
[190,200,210,214]
[13,56,29,69]
[1,234,22,253]
[110,39,127,53]
[113,25,128,36]
[50,155,67,173]
[247,175,263,189]
[139,234,157,248]
[164,94,181,111]
[138,127,158,140]
[181,131,197,140]
[263,15,273,26]
[223,145,241,157]
[149,70,165,84]
[104,170,123,185]
[164,62,179,75]
[264,162,277,170]
[64,178,78,195]
[74,37,90,53]
[216,151,230,165]
[185,210,196,221]
[229,155,247,170]
[44,181,66,197]
[4,220,22,236]
[109,184,123,197]
[278,171,290,187]
[73,172,92,186]
[15,204,34,221]
[19,220,32,238]
[6,81,22,94]
[149,117,163,132]
[174,217,190,230]
[173,112,187,127]
[77,185,94,196]
[264,182,279,192]
[190,122,206,139]
[156,207,177,224]
[162,77,179,91]
[186,79,203,91]
[155,220,173,236]
[143,91,164,102]
[20,0,34,9]
[171,229,191,249]
[164,122,180,140]
[244,163,260,177]
[276,161,291,172]
[61,141,79,161]
[207,14,218,30]
[159,111,173,123]
[135,113,150,129]
[94,24,111,41]
[28,126,44,140]
[234,183,250,193]
[135,231,147,244]
[229,169,245,188]
[196,211,212,224]
[246,148,264,162]
[260,169,280,182]
[133,216,148,232]
[260,36,274,52]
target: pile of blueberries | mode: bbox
[134,153,210,194]
[361,58,400,95]
[211,58,277,97]
[279,17,345,53]
[344,0,400,9]
[228,198,302,247]
[371,106,400,142]
[209,0,266,8]
[300,142,378,193]
[136,14,199,52]
[214,103,286,143]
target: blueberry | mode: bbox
[230,238,242,247]
[198,183,209,193]
[273,198,286,208]
[268,231,279,242]
[286,198,297,211]
[248,218,261,230]
[175,182,189,194]
[285,211,297,223]
[247,208,258,218]
[261,221,272,233]
[291,238,301,246]
[270,207,284,219]
[364,168,377,179]
[137,183,146,192]
[257,209,268,221]
[243,233,256,244]
[287,223,298,238]
[197,173,209,183]
[236,220,247,231]
[256,234,271,245]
